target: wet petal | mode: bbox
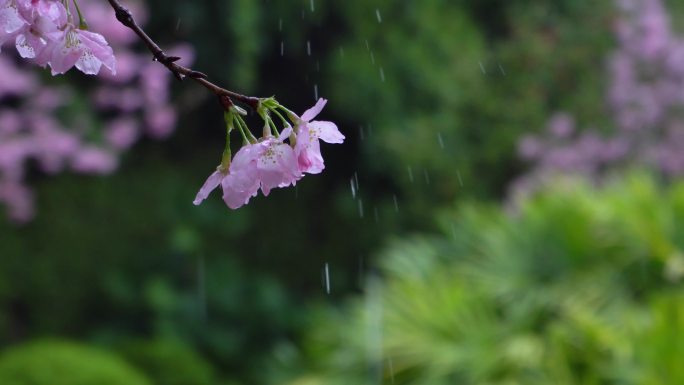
[309,120,344,143]
[193,170,224,205]
[300,98,327,122]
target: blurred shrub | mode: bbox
[119,339,215,385]
[266,173,684,384]
[0,340,150,385]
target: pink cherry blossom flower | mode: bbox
[71,146,117,174]
[293,98,345,174]
[257,126,301,195]
[44,25,116,75]
[0,0,27,50]
[193,169,228,206]
[194,128,301,209]
[221,143,262,208]
[14,0,67,60]
[193,147,261,209]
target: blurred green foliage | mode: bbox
[266,174,684,384]
[118,339,215,385]
[0,340,150,385]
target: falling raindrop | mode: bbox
[314,84,318,101]
[324,263,331,294]
[351,178,357,199]
[457,170,464,187]
[379,67,385,82]
[365,39,370,51]
[424,169,430,185]
[354,171,360,193]
[359,125,365,141]
[499,64,506,76]
[280,41,284,56]
[407,166,414,183]
[307,41,312,56]
[370,51,375,65]
[310,0,315,12]
[339,46,345,58]
[175,18,181,31]
[479,61,487,74]
[375,8,383,23]
[437,132,445,149]
[358,199,364,218]
[393,195,399,212]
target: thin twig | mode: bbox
[105,0,260,110]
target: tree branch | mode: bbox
[105,0,260,110]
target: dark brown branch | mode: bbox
[105,0,259,110]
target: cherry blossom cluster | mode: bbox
[0,0,116,75]
[0,0,190,223]
[1,0,342,219]
[514,0,684,195]
[193,98,344,209]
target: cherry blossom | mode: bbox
[193,169,228,206]
[0,0,191,223]
[0,0,27,48]
[293,98,345,174]
[45,25,116,75]
[0,0,115,76]
[194,127,301,209]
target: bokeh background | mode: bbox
[2,0,684,384]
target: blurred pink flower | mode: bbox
[0,0,191,223]
[515,0,684,197]
[145,105,176,139]
[106,118,139,150]
[71,146,117,174]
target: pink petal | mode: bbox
[14,32,43,59]
[0,3,26,34]
[298,139,325,174]
[75,30,115,75]
[193,170,224,205]
[230,142,265,171]
[309,120,344,144]
[48,43,81,75]
[278,124,293,141]
[221,170,259,209]
[258,142,300,195]
[300,98,327,122]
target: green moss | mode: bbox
[0,340,150,385]
[119,339,215,385]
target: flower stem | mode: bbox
[72,0,88,29]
